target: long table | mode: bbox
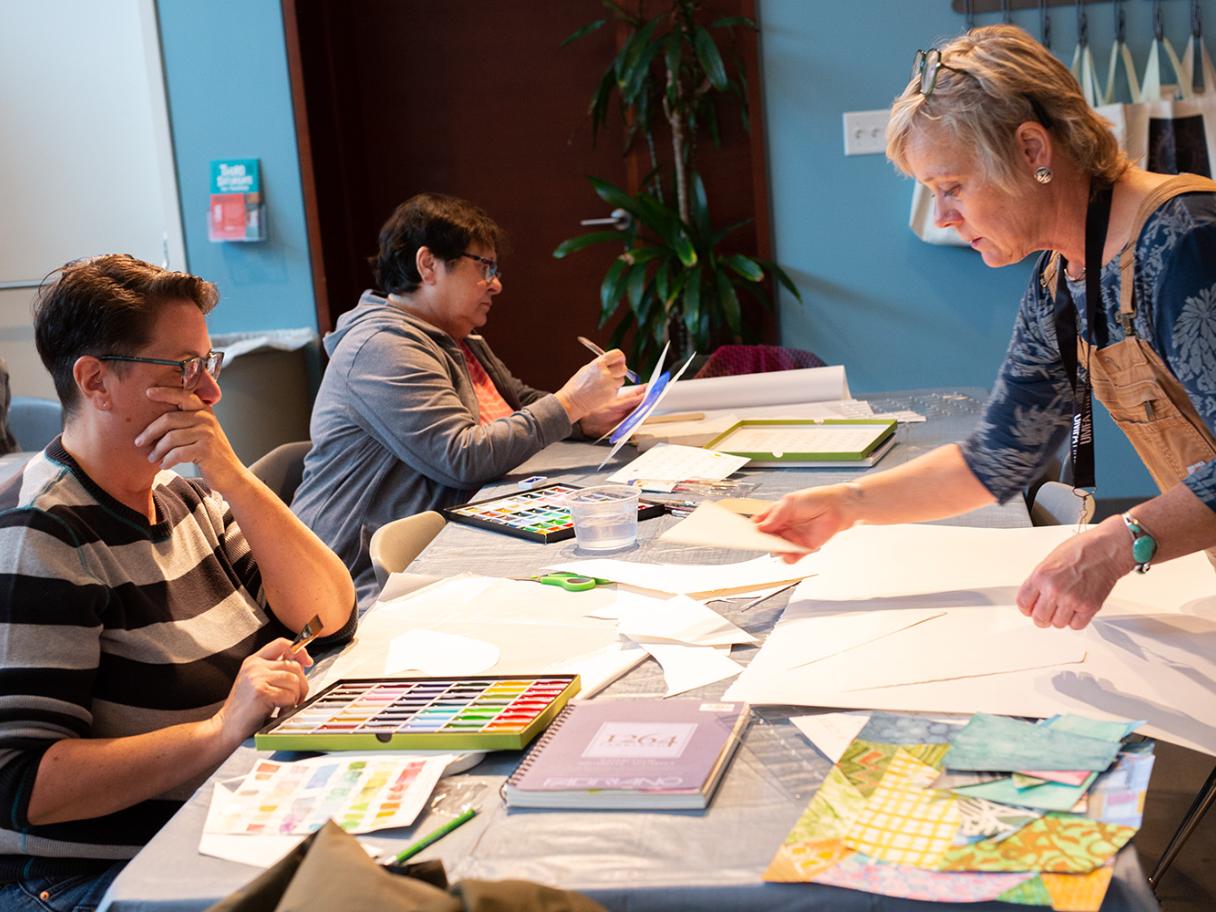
[100,389,1159,911]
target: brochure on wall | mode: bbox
[209,158,267,242]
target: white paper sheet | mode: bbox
[654,365,851,414]
[658,501,810,554]
[606,443,750,485]
[546,554,815,597]
[790,712,871,762]
[634,641,744,697]
[385,629,500,676]
[615,593,756,647]
[723,524,1216,756]
[313,576,648,697]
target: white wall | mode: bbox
[0,0,183,397]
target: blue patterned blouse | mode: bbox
[961,193,1216,511]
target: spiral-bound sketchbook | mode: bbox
[504,699,749,809]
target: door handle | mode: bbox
[579,208,632,231]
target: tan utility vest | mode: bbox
[1043,174,1216,568]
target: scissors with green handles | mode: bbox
[518,571,612,592]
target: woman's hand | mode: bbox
[580,385,647,437]
[754,484,860,562]
[1016,517,1133,629]
[555,351,629,422]
[136,386,245,490]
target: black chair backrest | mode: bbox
[249,440,311,504]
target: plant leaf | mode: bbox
[690,172,711,238]
[599,257,629,321]
[765,261,804,303]
[553,230,626,258]
[710,217,753,245]
[693,26,728,91]
[723,253,764,282]
[710,15,756,30]
[626,261,649,315]
[561,19,607,47]
[672,228,698,267]
[682,267,702,338]
[590,176,645,218]
[717,270,742,338]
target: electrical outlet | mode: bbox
[842,109,891,156]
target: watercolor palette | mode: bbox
[255,674,582,751]
[444,482,664,543]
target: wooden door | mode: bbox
[284,0,771,390]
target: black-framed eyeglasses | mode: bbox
[99,351,224,389]
[911,48,1054,129]
[912,48,966,96]
[458,252,501,283]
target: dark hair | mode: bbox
[34,254,219,415]
[371,193,505,295]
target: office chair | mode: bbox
[369,511,446,590]
[249,440,311,504]
[692,344,826,379]
[9,396,63,451]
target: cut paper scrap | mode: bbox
[658,501,811,554]
[951,776,1093,813]
[939,813,1136,873]
[605,442,749,484]
[857,712,965,745]
[932,770,1005,790]
[385,629,500,676]
[790,712,871,764]
[812,854,1036,903]
[634,641,743,697]
[547,553,815,598]
[614,593,755,647]
[843,749,961,867]
[945,713,1122,773]
[1087,751,1156,829]
[954,796,1044,844]
[1019,769,1098,787]
[1041,865,1115,912]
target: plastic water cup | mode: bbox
[566,485,639,551]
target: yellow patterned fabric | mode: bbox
[1041,865,1115,912]
[940,814,1134,873]
[844,750,961,867]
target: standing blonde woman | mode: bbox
[759,25,1216,630]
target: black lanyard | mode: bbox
[1052,178,1113,490]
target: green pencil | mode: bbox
[389,807,477,865]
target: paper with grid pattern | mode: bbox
[843,749,960,867]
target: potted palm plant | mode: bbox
[553,0,800,370]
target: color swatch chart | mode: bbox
[205,754,446,836]
[255,675,582,751]
[444,482,663,543]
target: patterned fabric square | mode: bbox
[844,750,961,867]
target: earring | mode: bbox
[1034,166,1053,185]
[98,399,111,411]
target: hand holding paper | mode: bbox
[754,484,856,561]
[661,501,813,554]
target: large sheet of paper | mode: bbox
[546,553,816,598]
[654,365,850,414]
[724,524,1216,756]
[314,576,647,697]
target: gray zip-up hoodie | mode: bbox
[291,291,572,608]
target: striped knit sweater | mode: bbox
[0,439,318,881]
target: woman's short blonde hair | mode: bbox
[886,24,1129,192]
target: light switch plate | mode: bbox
[842,109,891,156]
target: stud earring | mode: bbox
[1034,166,1053,185]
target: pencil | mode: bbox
[389,807,477,864]
[576,336,639,383]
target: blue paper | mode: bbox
[944,713,1122,773]
[610,370,672,444]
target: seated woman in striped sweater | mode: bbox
[0,255,356,910]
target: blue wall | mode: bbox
[156,0,315,335]
[760,0,1216,500]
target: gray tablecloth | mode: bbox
[101,390,1157,911]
